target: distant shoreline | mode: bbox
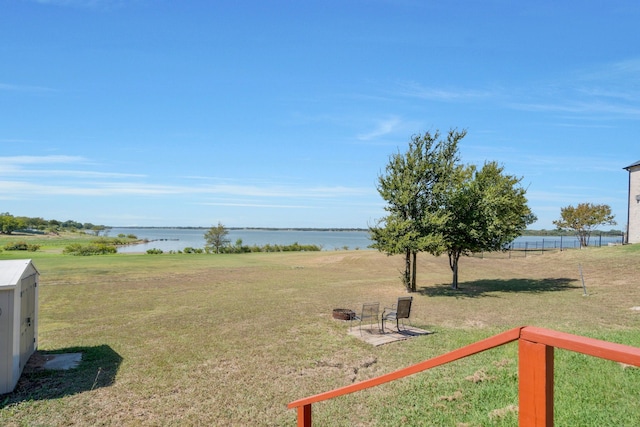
[108,226,624,236]
[110,226,369,232]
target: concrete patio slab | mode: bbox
[42,353,82,370]
[26,352,83,371]
[348,324,432,346]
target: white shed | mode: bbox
[0,259,39,394]
[624,160,640,244]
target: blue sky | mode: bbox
[1,1,638,229]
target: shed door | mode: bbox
[20,274,37,370]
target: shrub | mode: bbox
[91,237,112,245]
[4,241,40,252]
[214,242,320,253]
[63,243,117,256]
[91,236,138,247]
[146,248,164,254]
[94,237,123,246]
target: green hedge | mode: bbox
[3,241,40,251]
[63,243,117,256]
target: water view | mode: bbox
[110,227,625,254]
[112,228,373,253]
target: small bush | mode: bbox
[4,241,28,251]
[115,233,138,240]
[63,243,117,256]
[183,247,204,254]
[146,248,164,254]
[4,241,40,252]
[91,237,112,245]
[216,242,321,254]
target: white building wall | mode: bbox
[0,260,39,394]
[628,164,640,244]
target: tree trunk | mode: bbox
[448,250,460,290]
[452,260,458,289]
[404,248,412,291]
[411,250,417,292]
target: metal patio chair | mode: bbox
[382,296,413,332]
[351,302,380,335]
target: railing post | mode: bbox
[519,339,554,426]
[297,404,312,427]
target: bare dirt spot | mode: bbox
[438,390,463,402]
[465,369,495,383]
[295,356,379,383]
[489,404,518,420]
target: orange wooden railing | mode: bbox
[287,326,640,426]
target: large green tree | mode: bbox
[204,222,230,254]
[0,213,25,235]
[370,129,465,292]
[552,203,616,247]
[439,162,536,289]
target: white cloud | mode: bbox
[0,179,374,199]
[577,58,640,82]
[0,167,144,179]
[508,57,640,120]
[509,101,640,118]
[357,116,402,141]
[0,155,86,165]
[199,202,313,209]
[395,81,495,101]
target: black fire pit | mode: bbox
[332,308,356,321]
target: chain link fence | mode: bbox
[471,233,625,259]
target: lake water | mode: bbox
[507,234,624,250]
[112,228,373,253]
[110,227,625,253]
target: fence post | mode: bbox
[297,404,312,427]
[519,339,554,426]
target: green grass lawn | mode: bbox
[1,236,639,426]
